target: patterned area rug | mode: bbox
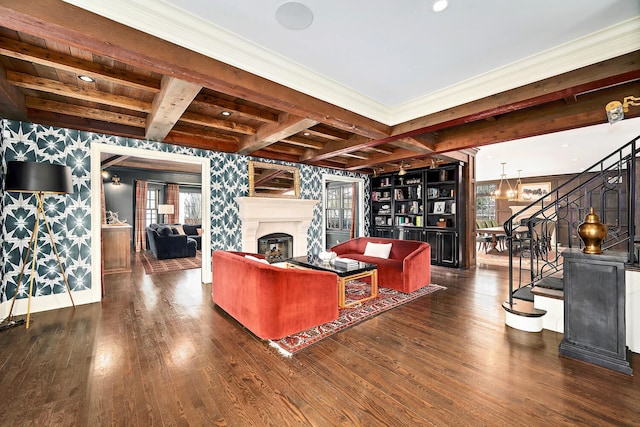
[140,251,202,275]
[270,282,446,356]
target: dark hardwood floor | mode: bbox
[0,255,638,426]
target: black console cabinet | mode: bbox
[559,249,632,375]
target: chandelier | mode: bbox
[494,162,515,200]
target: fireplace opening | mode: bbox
[257,233,293,263]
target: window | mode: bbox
[476,184,496,221]
[179,191,201,224]
[326,184,353,231]
[145,188,159,226]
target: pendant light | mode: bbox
[512,170,522,200]
[494,162,514,200]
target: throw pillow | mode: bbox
[158,226,172,236]
[196,228,203,235]
[363,242,392,259]
[173,225,186,235]
[245,255,269,265]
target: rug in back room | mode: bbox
[140,251,202,275]
[269,281,446,356]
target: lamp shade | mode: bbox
[6,161,73,194]
[158,204,174,215]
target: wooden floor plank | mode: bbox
[0,254,638,426]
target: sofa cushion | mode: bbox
[158,225,173,236]
[183,224,201,236]
[363,242,392,259]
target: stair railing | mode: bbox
[504,135,638,308]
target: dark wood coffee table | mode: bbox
[287,255,378,308]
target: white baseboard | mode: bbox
[0,289,100,320]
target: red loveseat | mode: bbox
[330,237,431,293]
[211,250,339,339]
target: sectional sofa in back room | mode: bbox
[146,223,198,259]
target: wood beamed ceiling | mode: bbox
[0,0,639,175]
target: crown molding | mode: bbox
[64,1,640,126]
[391,17,640,125]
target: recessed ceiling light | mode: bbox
[432,0,449,12]
[78,75,95,82]
[221,111,231,116]
[276,2,313,31]
[303,132,310,136]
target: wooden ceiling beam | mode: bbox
[180,111,256,135]
[101,155,130,168]
[166,126,239,152]
[0,62,27,120]
[237,113,318,155]
[0,0,390,140]
[390,51,640,138]
[192,93,279,123]
[434,82,640,153]
[344,148,427,171]
[0,35,161,92]
[301,135,374,162]
[304,125,350,141]
[28,108,147,140]
[7,70,152,112]
[146,76,202,141]
[26,97,146,128]
[388,136,434,153]
[281,136,324,150]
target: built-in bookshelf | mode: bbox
[370,162,466,267]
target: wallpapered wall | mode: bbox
[0,119,370,304]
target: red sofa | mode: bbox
[211,250,339,339]
[330,237,431,293]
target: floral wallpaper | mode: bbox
[0,119,370,304]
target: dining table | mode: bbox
[477,225,529,254]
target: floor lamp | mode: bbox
[3,161,75,329]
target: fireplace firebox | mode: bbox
[257,233,293,263]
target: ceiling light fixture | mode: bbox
[432,0,449,12]
[494,162,514,200]
[605,95,640,124]
[303,132,310,136]
[276,2,313,31]
[101,170,109,179]
[111,175,121,185]
[514,170,523,199]
[78,75,95,82]
[221,111,231,116]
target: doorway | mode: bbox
[322,175,365,250]
[91,143,212,300]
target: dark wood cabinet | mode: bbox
[370,162,466,267]
[102,224,132,274]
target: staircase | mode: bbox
[501,135,639,332]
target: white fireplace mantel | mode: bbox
[235,197,319,256]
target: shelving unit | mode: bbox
[370,163,466,267]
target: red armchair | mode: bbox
[331,237,431,293]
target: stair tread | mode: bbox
[513,286,534,302]
[502,301,547,317]
[536,276,563,290]
[531,286,564,300]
